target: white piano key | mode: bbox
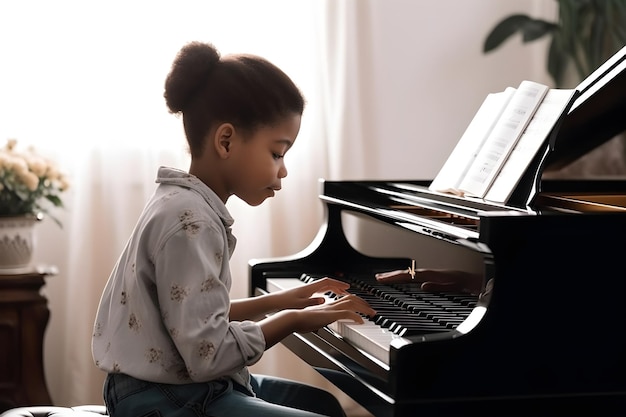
[327,319,396,365]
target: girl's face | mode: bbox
[225,113,302,206]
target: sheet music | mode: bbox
[429,88,515,194]
[458,80,549,198]
[484,88,577,203]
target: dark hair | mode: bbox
[164,41,306,157]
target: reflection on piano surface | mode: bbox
[250,48,626,416]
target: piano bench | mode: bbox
[0,406,108,417]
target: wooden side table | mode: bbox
[0,267,56,413]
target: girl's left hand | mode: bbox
[275,277,351,310]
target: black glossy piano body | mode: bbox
[249,47,626,416]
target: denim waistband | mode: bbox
[104,372,236,416]
[106,373,151,398]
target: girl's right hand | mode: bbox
[292,293,376,334]
[260,293,376,348]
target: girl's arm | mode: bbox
[229,277,354,321]
[229,292,285,321]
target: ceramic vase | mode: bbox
[0,214,40,273]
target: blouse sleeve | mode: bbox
[152,213,265,382]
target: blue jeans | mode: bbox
[103,373,346,417]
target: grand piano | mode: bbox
[249,46,626,416]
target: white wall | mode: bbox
[349,1,554,181]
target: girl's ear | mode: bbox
[214,123,235,159]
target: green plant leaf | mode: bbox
[588,13,606,74]
[45,194,63,207]
[547,36,570,87]
[484,14,557,53]
[484,15,532,52]
[521,19,557,43]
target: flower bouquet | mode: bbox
[0,139,69,226]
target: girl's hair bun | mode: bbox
[164,41,220,114]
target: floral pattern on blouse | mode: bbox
[91,166,265,389]
[170,283,189,302]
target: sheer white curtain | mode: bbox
[0,0,344,406]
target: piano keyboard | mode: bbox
[266,274,478,366]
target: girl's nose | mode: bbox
[278,162,288,179]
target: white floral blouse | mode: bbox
[92,166,265,392]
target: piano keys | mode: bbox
[265,275,479,366]
[250,47,626,416]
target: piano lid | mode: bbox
[545,44,626,170]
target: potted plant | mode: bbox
[482,0,626,176]
[483,0,626,87]
[0,138,69,271]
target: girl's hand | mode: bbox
[231,277,355,321]
[274,277,352,310]
[292,293,376,334]
[260,291,376,348]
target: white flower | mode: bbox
[20,170,40,192]
[26,155,48,177]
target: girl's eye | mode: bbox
[272,153,284,160]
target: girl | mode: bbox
[92,41,375,417]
